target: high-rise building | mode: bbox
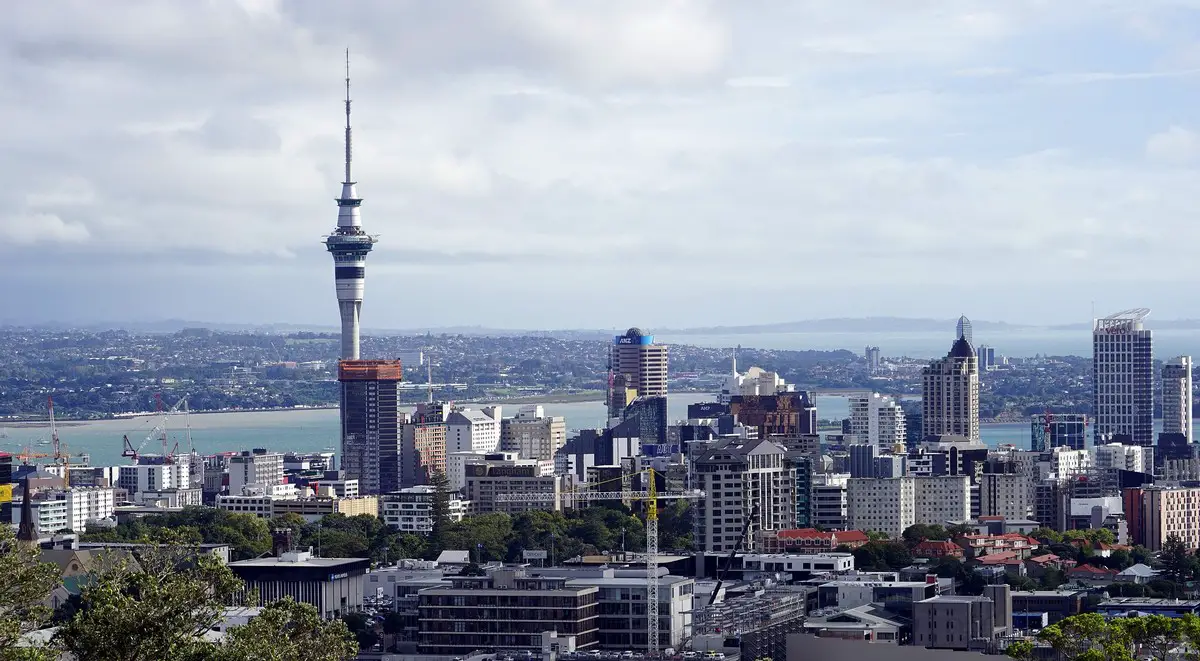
[399,417,446,488]
[848,444,878,478]
[1163,356,1193,443]
[500,405,567,461]
[921,325,980,443]
[324,54,378,361]
[956,315,973,345]
[848,393,906,447]
[846,475,970,539]
[1093,308,1153,446]
[1030,413,1088,451]
[730,392,817,439]
[339,360,402,494]
[979,472,1031,520]
[811,473,849,530]
[976,345,996,372]
[864,346,881,373]
[693,439,796,552]
[445,408,501,454]
[609,328,668,418]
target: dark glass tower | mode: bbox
[338,360,402,494]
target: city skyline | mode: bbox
[3,3,1200,328]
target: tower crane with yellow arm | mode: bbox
[496,467,703,655]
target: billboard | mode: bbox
[613,335,654,346]
[522,549,548,561]
[0,484,12,503]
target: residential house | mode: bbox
[956,533,1039,560]
[758,528,870,553]
[914,540,964,559]
[975,551,1026,577]
[1115,564,1157,585]
[1065,564,1119,587]
[1024,554,1075,579]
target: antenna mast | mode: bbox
[344,48,353,184]
[427,360,433,404]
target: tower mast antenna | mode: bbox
[344,48,353,185]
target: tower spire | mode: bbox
[344,48,353,185]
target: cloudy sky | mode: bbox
[3,1,1200,330]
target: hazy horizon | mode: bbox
[3,3,1200,328]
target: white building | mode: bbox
[1094,443,1146,473]
[217,493,280,519]
[1093,309,1153,447]
[978,473,1031,520]
[1163,356,1193,443]
[228,450,285,495]
[694,438,796,553]
[380,486,466,533]
[847,476,971,539]
[445,408,502,454]
[445,451,485,493]
[812,473,850,531]
[1043,447,1091,480]
[500,405,567,461]
[117,462,190,496]
[848,393,907,448]
[15,494,69,535]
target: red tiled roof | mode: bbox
[976,551,1023,565]
[834,530,870,543]
[916,540,959,551]
[1027,554,1061,564]
[775,528,869,543]
[1068,564,1118,577]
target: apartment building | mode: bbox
[922,330,980,443]
[117,462,189,497]
[812,473,850,531]
[849,393,907,447]
[1094,443,1146,473]
[538,567,694,650]
[1130,486,1200,551]
[847,476,970,539]
[418,568,600,654]
[445,408,502,454]
[1092,309,1153,447]
[500,405,567,461]
[1163,356,1194,443]
[979,473,1032,520]
[227,449,285,495]
[693,438,797,553]
[463,453,567,514]
[379,486,466,533]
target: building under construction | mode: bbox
[338,359,402,494]
[692,585,814,661]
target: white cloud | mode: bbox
[2,1,1200,327]
[1146,126,1200,164]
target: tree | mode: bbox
[381,611,406,637]
[341,613,379,651]
[219,598,357,661]
[902,524,948,546]
[427,470,452,553]
[54,543,245,661]
[1156,533,1195,583]
[0,526,61,658]
[1031,527,1063,544]
[1038,613,1134,661]
[1004,640,1034,660]
[1116,614,1181,661]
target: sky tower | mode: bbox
[325,50,377,360]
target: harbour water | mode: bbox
[5,393,1040,468]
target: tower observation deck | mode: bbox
[325,50,377,360]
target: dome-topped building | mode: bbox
[956,315,973,345]
[920,322,981,443]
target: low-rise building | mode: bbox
[463,453,567,514]
[757,528,869,553]
[418,567,600,654]
[912,587,1011,651]
[229,549,369,619]
[270,495,379,523]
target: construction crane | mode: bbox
[15,445,49,465]
[496,468,703,655]
[122,393,189,462]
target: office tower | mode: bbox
[228,449,284,495]
[730,391,817,439]
[694,439,796,552]
[339,360,402,494]
[445,408,501,454]
[976,345,996,372]
[623,395,668,445]
[500,405,567,461]
[1030,413,1087,451]
[848,444,878,478]
[324,54,378,360]
[921,325,980,443]
[956,315,973,345]
[608,328,668,418]
[848,393,907,447]
[1163,356,1193,443]
[1093,308,1153,446]
[864,346,881,373]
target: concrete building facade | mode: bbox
[1092,309,1153,446]
[694,438,796,553]
[1163,356,1193,443]
[921,331,980,443]
[849,393,906,448]
[501,405,567,461]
